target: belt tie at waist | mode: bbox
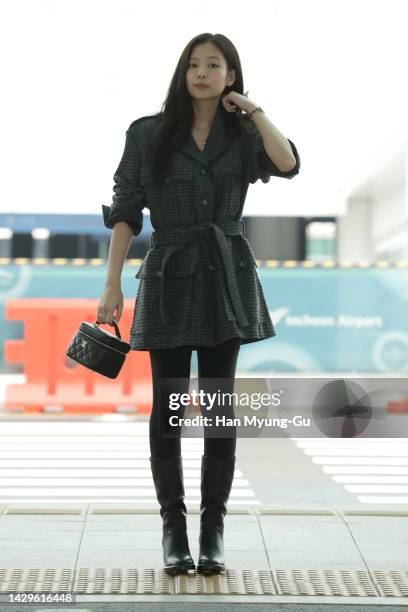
[150,221,249,328]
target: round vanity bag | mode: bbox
[66,318,130,379]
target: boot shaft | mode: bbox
[200,455,236,518]
[149,456,195,574]
[149,455,187,519]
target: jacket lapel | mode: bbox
[172,104,234,166]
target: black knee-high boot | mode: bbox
[149,455,195,575]
[197,454,236,574]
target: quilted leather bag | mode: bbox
[65,319,130,379]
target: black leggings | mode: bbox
[149,338,241,459]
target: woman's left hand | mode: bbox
[221,90,254,113]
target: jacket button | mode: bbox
[239,260,245,267]
[164,177,171,184]
[155,270,162,276]
[200,168,206,175]
[202,199,208,206]
[208,264,214,271]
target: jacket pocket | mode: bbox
[222,236,258,269]
[133,244,198,328]
[140,165,198,221]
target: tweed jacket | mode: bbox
[102,103,301,350]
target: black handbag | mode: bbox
[65,318,131,379]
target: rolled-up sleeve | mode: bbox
[247,120,301,184]
[102,122,146,236]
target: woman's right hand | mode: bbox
[97,285,124,325]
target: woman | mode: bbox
[98,32,300,576]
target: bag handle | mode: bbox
[94,318,122,339]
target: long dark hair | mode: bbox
[150,32,250,183]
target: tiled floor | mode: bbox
[0,506,407,607]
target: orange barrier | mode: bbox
[4,299,152,414]
[387,399,408,413]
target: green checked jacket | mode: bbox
[102,103,301,351]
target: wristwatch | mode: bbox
[247,106,264,121]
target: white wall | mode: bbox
[0,0,407,219]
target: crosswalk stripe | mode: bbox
[0,422,259,506]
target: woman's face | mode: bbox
[186,42,235,101]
